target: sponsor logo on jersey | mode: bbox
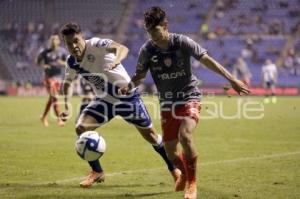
[157,69,186,80]
[150,55,158,63]
[152,66,162,71]
[87,54,95,62]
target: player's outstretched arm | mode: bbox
[119,69,147,95]
[200,54,250,95]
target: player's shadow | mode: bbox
[0,183,173,199]
[100,191,174,199]
[0,183,136,189]
[0,183,238,198]
[17,192,173,199]
[0,181,164,189]
[0,182,173,196]
[100,182,166,189]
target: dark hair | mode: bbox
[144,6,166,30]
[60,22,81,36]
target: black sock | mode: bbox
[88,160,103,173]
[153,144,175,172]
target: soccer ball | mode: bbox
[75,131,106,161]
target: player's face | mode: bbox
[63,33,86,60]
[147,25,169,45]
[50,35,60,49]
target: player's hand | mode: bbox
[118,86,131,96]
[104,62,120,71]
[59,111,70,122]
[230,79,251,95]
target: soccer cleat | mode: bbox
[174,172,186,192]
[184,182,197,199]
[173,154,188,192]
[40,116,49,127]
[79,171,105,188]
[170,168,181,182]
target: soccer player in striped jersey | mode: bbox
[59,22,180,188]
[120,7,250,199]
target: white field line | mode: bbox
[231,138,300,145]
[201,137,300,145]
[35,150,300,185]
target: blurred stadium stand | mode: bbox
[0,0,299,95]
[123,0,300,88]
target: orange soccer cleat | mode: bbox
[184,182,197,199]
[173,154,188,192]
[79,171,105,188]
[174,171,186,192]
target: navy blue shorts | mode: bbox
[264,80,275,88]
[81,92,152,128]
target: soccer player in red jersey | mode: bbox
[36,34,66,127]
[59,22,180,188]
[120,7,250,199]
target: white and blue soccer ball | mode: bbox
[75,131,106,161]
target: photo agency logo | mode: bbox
[53,75,264,121]
[142,93,265,120]
[199,95,265,120]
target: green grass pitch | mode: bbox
[0,96,299,199]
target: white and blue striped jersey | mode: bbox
[65,37,131,104]
[65,37,152,128]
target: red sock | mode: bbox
[173,153,187,176]
[184,155,197,184]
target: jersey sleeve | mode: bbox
[64,55,77,81]
[36,48,47,64]
[136,46,149,74]
[90,37,113,48]
[180,35,207,60]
